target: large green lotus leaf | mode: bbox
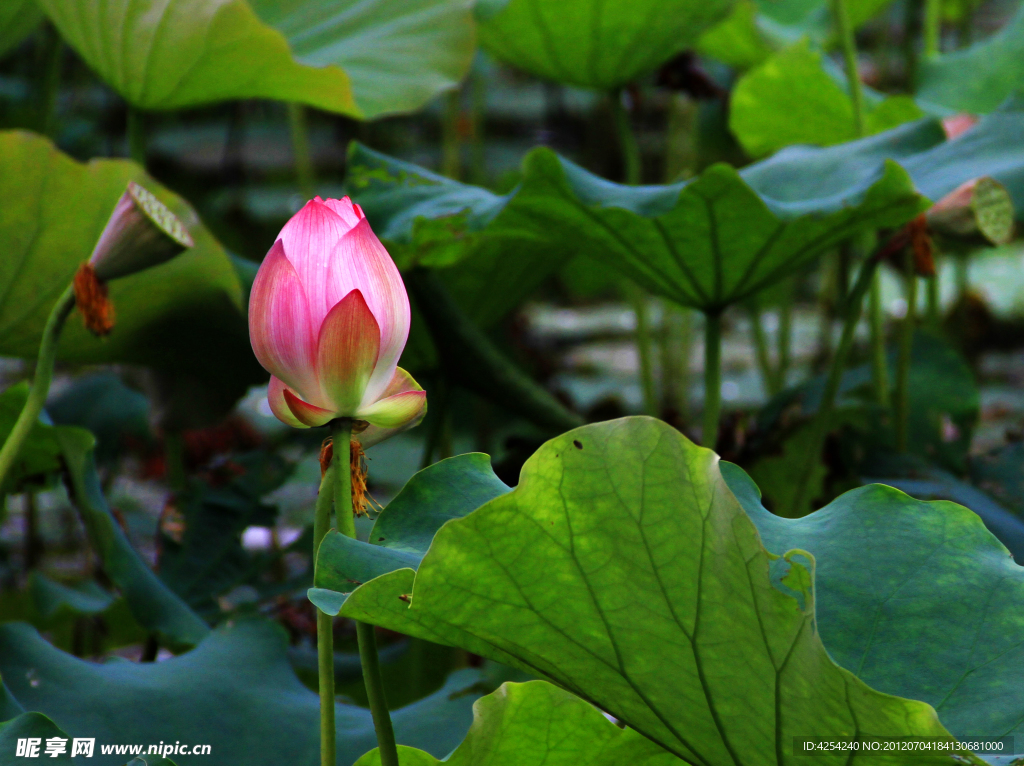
[0,619,484,766]
[310,454,509,612]
[38,0,473,117]
[723,463,1024,738]
[730,42,923,157]
[474,0,734,90]
[54,427,210,652]
[335,418,973,765]
[354,681,681,766]
[345,143,566,329]
[0,0,43,58]
[250,0,474,118]
[502,150,927,312]
[348,142,927,314]
[0,131,262,404]
[917,3,1024,114]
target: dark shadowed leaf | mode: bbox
[0,619,485,766]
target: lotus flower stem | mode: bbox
[330,418,399,766]
[287,103,316,200]
[0,284,75,493]
[313,456,337,766]
[895,250,918,453]
[702,312,722,449]
[791,255,880,516]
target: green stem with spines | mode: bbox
[791,255,880,516]
[0,284,75,493]
[331,419,398,766]
[702,312,722,449]
[314,456,337,766]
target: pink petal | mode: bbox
[277,199,355,323]
[316,289,381,415]
[357,390,426,428]
[929,178,977,214]
[267,376,306,428]
[284,389,335,427]
[248,240,318,399]
[942,114,978,140]
[354,367,426,447]
[321,197,365,228]
[326,218,410,404]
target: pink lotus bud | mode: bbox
[248,196,426,439]
[941,113,978,140]
[89,181,194,282]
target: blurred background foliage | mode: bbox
[1,0,1024,760]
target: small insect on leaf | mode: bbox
[573,440,583,450]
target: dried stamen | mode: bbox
[73,262,115,336]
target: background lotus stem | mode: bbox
[442,88,462,180]
[314,457,337,766]
[869,269,890,406]
[748,302,779,397]
[37,27,63,138]
[610,89,641,185]
[612,93,659,417]
[660,304,691,420]
[126,107,147,167]
[923,0,942,57]
[895,250,917,453]
[287,103,316,200]
[831,0,865,137]
[330,418,399,766]
[625,282,658,417]
[0,284,75,493]
[776,285,793,393]
[791,255,879,516]
[926,270,940,325]
[702,311,722,449]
